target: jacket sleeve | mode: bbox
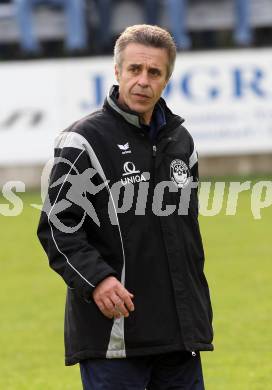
[37,131,118,301]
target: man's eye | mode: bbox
[149,69,160,77]
[130,67,140,73]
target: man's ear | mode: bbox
[115,64,120,83]
[165,73,171,86]
[163,78,169,90]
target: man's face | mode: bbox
[115,43,169,124]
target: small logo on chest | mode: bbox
[117,142,131,154]
[121,161,147,185]
[170,159,190,188]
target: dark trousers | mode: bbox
[80,351,205,390]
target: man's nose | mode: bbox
[137,71,149,87]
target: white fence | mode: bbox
[1,48,272,165]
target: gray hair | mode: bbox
[114,24,177,80]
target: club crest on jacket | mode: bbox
[170,159,190,188]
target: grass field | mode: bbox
[1,176,271,389]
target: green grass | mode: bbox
[199,176,272,389]
[0,193,80,389]
[0,177,271,389]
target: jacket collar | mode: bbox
[105,85,185,143]
[106,85,183,128]
[106,85,142,128]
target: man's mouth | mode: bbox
[132,93,151,99]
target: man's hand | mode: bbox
[93,276,135,320]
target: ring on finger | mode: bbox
[114,303,123,315]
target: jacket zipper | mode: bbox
[151,145,157,188]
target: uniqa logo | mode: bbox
[121,161,147,186]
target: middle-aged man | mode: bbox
[38,24,213,390]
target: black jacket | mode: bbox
[37,85,213,366]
